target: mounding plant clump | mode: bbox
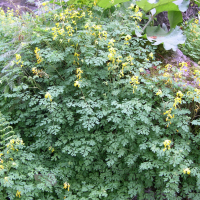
[0,1,200,200]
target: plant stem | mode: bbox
[141,15,154,34]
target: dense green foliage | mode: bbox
[180,15,200,62]
[0,1,200,200]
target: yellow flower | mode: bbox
[10,139,15,144]
[125,35,131,41]
[63,182,70,191]
[16,190,21,198]
[149,52,153,59]
[156,90,162,96]
[0,165,4,170]
[45,92,52,101]
[135,5,139,13]
[128,3,135,9]
[176,91,183,98]
[163,140,171,150]
[42,1,49,6]
[108,38,115,46]
[74,81,80,87]
[183,168,191,175]
[10,158,13,161]
[16,54,21,61]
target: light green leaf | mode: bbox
[146,25,186,51]
[98,0,129,9]
[168,11,183,29]
[137,0,189,15]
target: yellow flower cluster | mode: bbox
[32,67,46,78]
[49,146,54,152]
[173,91,183,109]
[165,64,172,71]
[16,190,21,198]
[163,108,174,125]
[156,89,162,96]
[108,43,116,64]
[45,92,52,101]
[130,76,139,93]
[98,30,107,40]
[194,69,200,86]
[128,5,142,21]
[15,54,23,67]
[163,140,171,151]
[163,91,183,127]
[6,138,24,153]
[52,6,93,40]
[124,35,131,45]
[63,182,70,191]
[149,52,154,59]
[34,47,42,64]
[42,1,49,6]
[183,168,191,175]
[174,62,188,81]
[74,68,83,87]
[163,72,172,85]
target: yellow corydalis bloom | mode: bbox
[76,68,83,79]
[165,64,172,71]
[49,146,54,152]
[176,91,184,98]
[74,80,80,87]
[16,190,21,198]
[15,54,23,67]
[135,5,139,13]
[63,182,70,191]
[42,1,49,6]
[34,47,42,64]
[125,35,131,41]
[16,54,21,62]
[173,91,183,109]
[45,92,52,101]
[130,76,139,93]
[163,108,174,122]
[128,3,135,9]
[163,140,171,151]
[156,89,162,96]
[0,165,4,170]
[149,52,153,59]
[183,168,191,175]
[108,38,115,46]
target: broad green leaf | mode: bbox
[168,11,183,29]
[146,25,186,51]
[98,0,129,9]
[136,0,189,15]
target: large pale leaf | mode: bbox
[136,0,189,15]
[146,25,186,51]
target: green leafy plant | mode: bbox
[180,15,200,62]
[0,2,200,200]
